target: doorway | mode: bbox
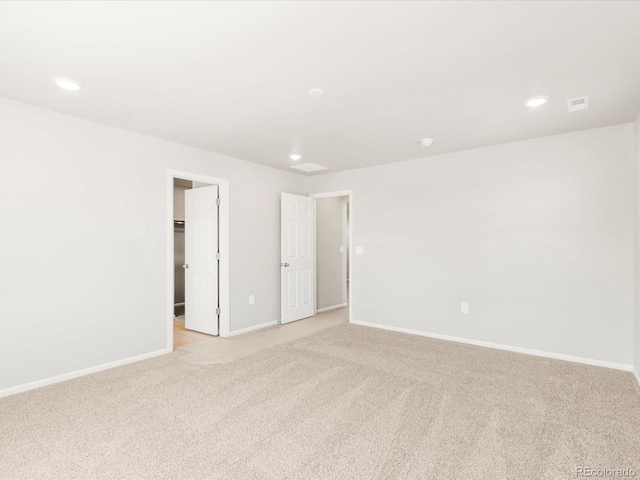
[315,195,350,316]
[167,169,230,351]
[280,190,353,325]
[173,178,190,319]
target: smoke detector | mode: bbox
[290,162,328,173]
[567,96,589,113]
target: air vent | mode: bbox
[290,163,328,173]
[567,96,589,113]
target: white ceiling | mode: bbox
[1,1,639,174]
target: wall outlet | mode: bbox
[339,245,344,254]
[461,302,469,314]
[249,295,255,306]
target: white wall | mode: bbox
[1,96,635,394]
[316,196,348,310]
[635,111,640,376]
[0,98,308,392]
[311,124,635,366]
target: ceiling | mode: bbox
[1,1,639,175]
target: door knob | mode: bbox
[281,263,290,267]
[183,264,189,269]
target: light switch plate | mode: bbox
[249,295,255,305]
[461,302,469,314]
[355,246,364,256]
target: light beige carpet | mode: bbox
[1,318,639,479]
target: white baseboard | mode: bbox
[0,347,172,399]
[316,303,348,314]
[229,320,279,337]
[633,369,640,389]
[350,319,633,372]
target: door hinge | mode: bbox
[216,197,221,206]
[216,307,221,316]
[216,252,221,261]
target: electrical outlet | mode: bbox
[339,245,344,254]
[461,302,469,314]
[249,295,255,305]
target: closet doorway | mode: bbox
[167,170,230,350]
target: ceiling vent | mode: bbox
[567,96,589,113]
[290,162,328,173]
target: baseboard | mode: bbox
[633,369,640,389]
[316,303,348,314]
[350,319,633,372]
[229,320,279,337]
[0,347,172,399]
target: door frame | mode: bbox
[309,190,353,323]
[166,169,230,350]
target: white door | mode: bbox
[184,185,219,335]
[281,193,315,324]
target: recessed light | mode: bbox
[525,96,548,107]
[53,77,81,91]
[420,138,434,147]
[289,153,302,161]
[307,88,326,98]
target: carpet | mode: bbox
[1,321,639,479]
